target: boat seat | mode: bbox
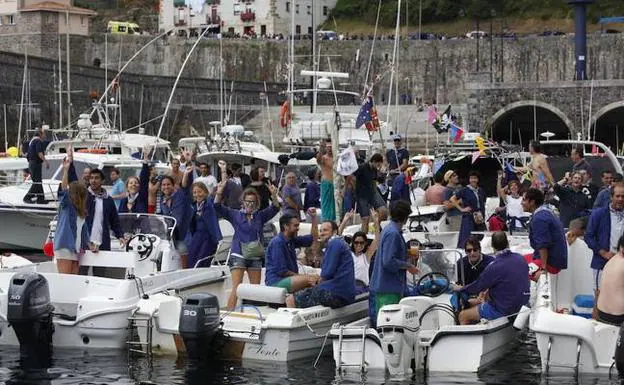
[572,294,594,319]
[237,284,286,305]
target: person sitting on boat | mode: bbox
[585,183,624,292]
[553,171,591,229]
[453,232,530,325]
[496,172,529,231]
[186,181,223,268]
[594,172,622,209]
[442,170,462,232]
[118,149,151,214]
[451,170,486,248]
[386,134,410,186]
[286,220,356,309]
[390,167,415,203]
[350,209,381,287]
[456,236,494,286]
[522,188,568,278]
[281,172,303,218]
[265,210,319,294]
[249,166,271,210]
[160,160,194,268]
[514,140,554,190]
[369,200,419,318]
[566,217,588,246]
[316,139,335,222]
[304,168,321,213]
[595,235,624,326]
[354,153,388,232]
[55,149,91,275]
[215,177,281,310]
[23,127,48,204]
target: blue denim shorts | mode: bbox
[479,302,505,320]
[228,255,262,271]
[294,287,347,309]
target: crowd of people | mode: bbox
[45,131,624,326]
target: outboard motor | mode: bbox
[615,323,624,377]
[377,304,421,377]
[179,293,221,359]
[7,272,54,359]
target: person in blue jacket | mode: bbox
[522,188,568,278]
[390,167,414,203]
[452,171,486,248]
[286,220,356,309]
[54,150,91,274]
[214,169,281,310]
[369,200,420,318]
[118,150,151,214]
[585,183,624,290]
[160,164,194,268]
[453,231,530,324]
[185,181,223,268]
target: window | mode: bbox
[306,5,310,15]
[260,24,266,36]
[80,16,85,25]
[323,6,328,16]
[285,2,290,12]
[118,25,126,32]
[8,14,15,25]
[233,3,241,14]
[308,26,312,34]
[295,4,299,14]
[295,24,300,34]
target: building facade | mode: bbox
[0,0,96,36]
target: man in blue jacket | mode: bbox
[585,183,624,290]
[522,188,568,278]
[369,200,419,316]
[454,231,530,324]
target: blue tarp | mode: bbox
[599,17,624,25]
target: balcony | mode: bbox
[206,16,221,25]
[240,11,255,22]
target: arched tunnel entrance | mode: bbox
[591,104,624,154]
[491,102,572,154]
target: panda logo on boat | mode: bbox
[126,234,159,261]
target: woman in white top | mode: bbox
[497,173,529,231]
[349,209,381,286]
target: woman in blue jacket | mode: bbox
[161,164,194,268]
[119,152,151,214]
[186,181,223,268]
[55,151,91,274]
[452,171,486,248]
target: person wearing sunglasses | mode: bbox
[455,236,494,286]
[350,208,381,287]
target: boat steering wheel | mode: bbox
[125,234,158,261]
[416,272,450,298]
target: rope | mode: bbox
[313,330,331,369]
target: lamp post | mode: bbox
[567,0,595,80]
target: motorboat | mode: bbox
[128,263,368,361]
[0,214,231,352]
[529,239,623,375]
[0,153,170,250]
[330,247,521,376]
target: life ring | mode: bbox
[279,101,291,128]
[77,148,108,154]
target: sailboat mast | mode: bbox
[385,0,402,134]
[289,0,295,115]
[310,0,316,113]
[65,8,71,127]
[16,51,27,148]
[58,35,63,130]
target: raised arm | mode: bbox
[338,209,355,236]
[61,149,73,191]
[366,209,381,261]
[496,172,506,200]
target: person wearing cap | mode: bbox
[386,134,410,185]
[442,170,462,231]
[390,166,415,203]
[23,127,49,204]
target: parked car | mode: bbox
[466,30,487,39]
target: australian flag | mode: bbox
[355,94,380,132]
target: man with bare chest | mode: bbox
[596,235,624,326]
[317,139,335,221]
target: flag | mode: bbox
[427,105,438,124]
[355,95,380,132]
[450,122,464,143]
[432,105,452,133]
[504,161,519,182]
[471,151,480,164]
[433,159,444,174]
[475,136,486,154]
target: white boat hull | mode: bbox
[0,205,54,250]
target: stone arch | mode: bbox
[589,101,624,152]
[489,101,574,150]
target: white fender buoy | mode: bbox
[513,305,531,330]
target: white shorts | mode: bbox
[54,248,78,261]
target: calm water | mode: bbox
[3,254,621,384]
[0,333,621,385]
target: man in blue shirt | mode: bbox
[522,188,568,278]
[585,183,624,290]
[386,134,410,176]
[23,128,49,204]
[594,172,622,209]
[110,168,126,210]
[286,219,356,309]
[304,168,320,211]
[266,210,319,293]
[454,231,530,324]
[369,200,419,316]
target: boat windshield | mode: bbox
[42,159,64,179]
[417,248,462,283]
[117,214,176,240]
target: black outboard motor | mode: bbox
[615,323,624,377]
[7,272,55,359]
[179,293,221,359]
